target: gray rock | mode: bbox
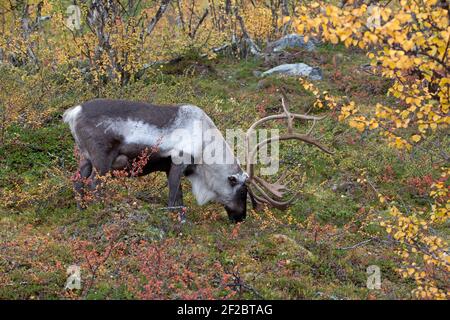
[256,79,270,90]
[252,70,262,77]
[269,34,317,52]
[261,63,322,80]
[39,16,51,22]
[331,181,356,194]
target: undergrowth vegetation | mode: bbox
[1,49,446,299]
[0,0,448,300]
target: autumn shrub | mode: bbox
[128,238,236,299]
[68,211,238,300]
[292,0,449,149]
[288,0,449,299]
[406,174,434,197]
[0,0,54,68]
[0,223,70,299]
[0,0,294,89]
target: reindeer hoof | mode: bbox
[178,207,187,224]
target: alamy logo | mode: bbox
[66,5,81,31]
[366,265,381,290]
[165,122,281,175]
[65,265,81,290]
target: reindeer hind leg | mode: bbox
[88,149,119,199]
[74,158,92,209]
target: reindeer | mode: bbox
[63,96,332,222]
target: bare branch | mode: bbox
[337,238,374,250]
[189,8,209,39]
[235,12,262,56]
[144,0,171,36]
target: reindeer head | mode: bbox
[223,172,249,222]
[245,91,334,210]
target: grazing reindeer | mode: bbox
[63,97,332,222]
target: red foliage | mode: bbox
[256,101,267,117]
[130,148,151,177]
[406,174,434,197]
[129,238,235,300]
[380,165,396,183]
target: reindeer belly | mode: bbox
[111,152,172,176]
[111,155,129,169]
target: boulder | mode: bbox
[268,34,317,52]
[271,234,317,261]
[261,63,322,80]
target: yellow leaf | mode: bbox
[411,135,421,142]
[282,16,291,24]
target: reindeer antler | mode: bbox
[245,91,334,210]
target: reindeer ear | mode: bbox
[228,175,238,186]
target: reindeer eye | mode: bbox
[228,175,238,186]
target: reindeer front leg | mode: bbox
[167,163,184,207]
[167,163,186,222]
